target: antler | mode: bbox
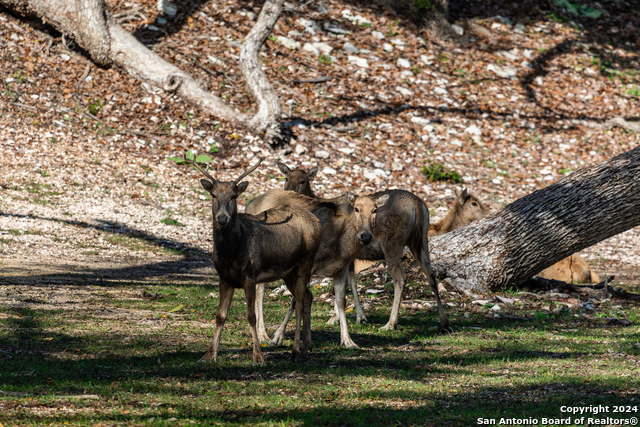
[234,157,264,184]
[185,152,217,182]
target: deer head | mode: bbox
[187,153,263,228]
[352,193,389,245]
[277,162,318,197]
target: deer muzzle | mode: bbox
[358,231,373,245]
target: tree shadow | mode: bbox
[0,210,212,285]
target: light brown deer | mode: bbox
[427,188,491,237]
[245,189,365,348]
[189,156,322,365]
[430,189,600,283]
[277,162,318,198]
[275,164,369,325]
[351,190,452,332]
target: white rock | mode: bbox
[277,36,301,49]
[539,168,553,175]
[434,87,448,95]
[523,49,534,59]
[372,31,385,39]
[390,38,405,46]
[396,87,414,97]
[397,58,411,68]
[383,43,394,52]
[315,150,330,159]
[451,139,463,147]
[323,22,350,35]
[339,147,355,155]
[465,125,482,136]
[348,56,368,68]
[295,144,307,155]
[424,124,435,133]
[343,42,359,54]
[288,30,304,37]
[366,289,384,294]
[157,0,177,16]
[313,42,333,55]
[323,167,337,175]
[487,63,517,78]
[374,161,385,169]
[392,162,403,171]
[491,178,502,184]
[297,18,320,34]
[303,43,320,56]
[420,54,434,65]
[451,24,464,35]
[411,117,430,126]
[60,54,71,61]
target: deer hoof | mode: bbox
[252,361,266,367]
[439,324,454,334]
[326,316,338,325]
[356,315,368,324]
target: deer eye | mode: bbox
[373,208,378,214]
[354,207,360,213]
[472,202,478,207]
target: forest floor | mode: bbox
[0,0,638,288]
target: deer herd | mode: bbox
[187,154,600,365]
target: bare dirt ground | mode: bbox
[1,0,639,296]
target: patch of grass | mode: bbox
[319,54,332,65]
[0,276,638,426]
[161,217,186,227]
[422,163,463,183]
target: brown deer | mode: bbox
[277,162,318,198]
[428,188,491,237]
[245,189,365,348]
[351,190,452,332]
[275,164,369,325]
[189,156,322,365]
[430,189,600,283]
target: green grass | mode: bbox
[1,276,638,426]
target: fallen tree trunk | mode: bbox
[429,145,640,294]
[0,0,286,145]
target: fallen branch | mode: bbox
[523,275,640,301]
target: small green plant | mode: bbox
[168,150,213,166]
[360,22,372,28]
[5,84,18,101]
[625,85,640,97]
[87,98,103,116]
[422,163,462,183]
[157,122,172,134]
[553,0,605,19]
[268,36,277,42]
[39,170,50,177]
[13,70,29,84]
[319,54,332,65]
[161,217,186,227]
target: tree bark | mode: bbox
[429,145,640,294]
[0,0,286,145]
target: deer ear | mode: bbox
[345,191,356,204]
[277,162,290,175]
[376,194,390,208]
[460,188,469,202]
[200,179,213,193]
[308,166,318,179]
[236,181,249,194]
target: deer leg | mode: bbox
[255,282,271,343]
[381,257,406,331]
[200,282,234,363]
[419,249,452,333]
[302,286,313,356]
[244,281,265,366]
[334,268,359,348]
[270,298,294,347]
[327,292,340,325]
[348,262,367,324]
[284,276,304,361]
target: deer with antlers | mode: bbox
[188,155,322,365]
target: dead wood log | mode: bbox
[0,0,287,145]
[429,145,640,294]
